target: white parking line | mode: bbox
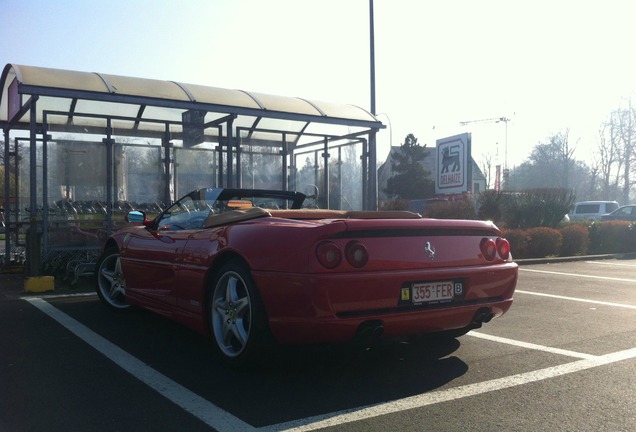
[520,267,636,283]
[263,347,636,432]
[468,331,598,359]
[26,297,636,432]
[25,297,257,432]
[586,260,636,267]
[22,292,97,300]
[516,290,636,310]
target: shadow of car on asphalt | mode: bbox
[49,296,468,427]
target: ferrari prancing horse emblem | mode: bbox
[424,241,436,259]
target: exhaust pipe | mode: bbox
[470,308,494,329]
[354,320,384,343]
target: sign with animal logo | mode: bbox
[435,133,472,194]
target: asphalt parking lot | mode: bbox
[1,258,635,431]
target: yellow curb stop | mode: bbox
[24,276,55,293]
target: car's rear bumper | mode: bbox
[253,262,517,344]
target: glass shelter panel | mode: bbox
[174,147,219,197]
[50,140,106,203]
[240,142,284,191]
[14,138,33,217]
[7,138,33,258]
[46,140,106,250]
[120,144,168,216]
[293,140,364,210]
[294,149,321,204]
[334,142,364,210]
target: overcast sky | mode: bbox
[3,0,636,168]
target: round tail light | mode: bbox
[480,238,497,261]
[496,238,511,260]
[345,241,369,268]
[316,241,342,269]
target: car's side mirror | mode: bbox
[126,210,148,224]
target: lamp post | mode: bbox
[376,113,393,147]
[369,0,376,116]
[375,112,393,164]
[368,0,377,210]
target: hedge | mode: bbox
[503,221,636,259]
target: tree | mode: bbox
[478,151,496,190]
[594,100,636,203]
[384,134,434,199]
[529,130,576,190]
[594,121,623,200]
[506,130,592,200]
[612,101,636,203]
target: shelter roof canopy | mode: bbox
[0,64,383,144]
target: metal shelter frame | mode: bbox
[0,64,383,275]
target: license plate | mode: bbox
[411,281,454,304]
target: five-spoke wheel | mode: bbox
[209,260,269,365]
[95,247,130,310]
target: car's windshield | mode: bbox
[156,192,215,231]
[155,188,305,231]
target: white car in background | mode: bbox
[568,201,619,221]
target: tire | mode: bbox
[95,247,130,311]
[208,260,271,366]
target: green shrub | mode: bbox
[559,224,589,256]
[424,199,477,219]
[589,221,636,254]
[501,228,530,259]
[501,189,575,229]
[477,190,505,224]
[524,227,563,258]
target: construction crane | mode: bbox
[459,116,511,191]
[459,117,509,126]
[459,117,510,165]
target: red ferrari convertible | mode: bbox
[96,188,517,365]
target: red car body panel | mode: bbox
[110,204,518,345]
[253,264,516,344]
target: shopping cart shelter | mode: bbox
[0,64,383,275]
